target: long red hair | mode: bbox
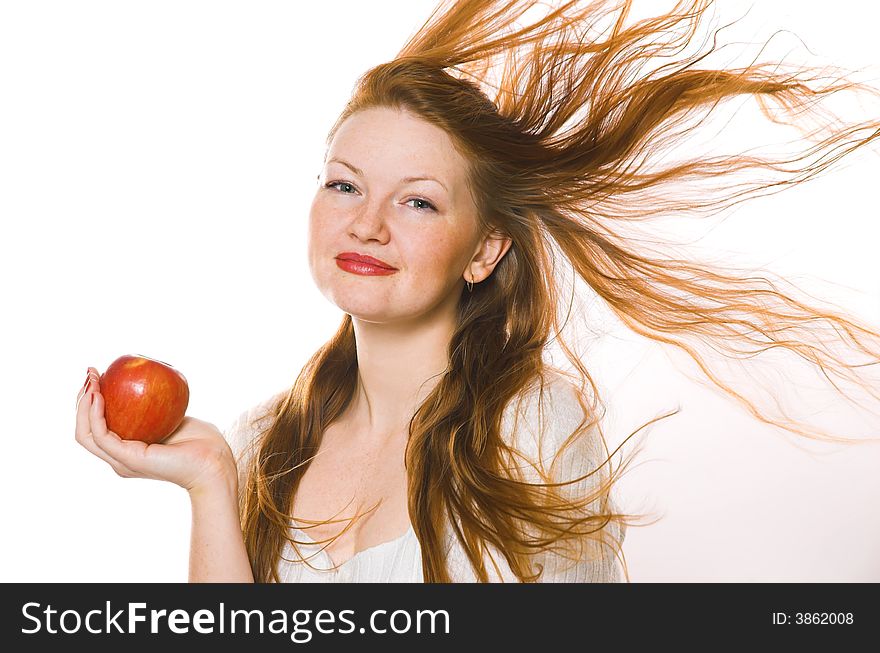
[239,0,880,582]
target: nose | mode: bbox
[347,198,391,243]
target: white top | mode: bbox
[223,369,627,583]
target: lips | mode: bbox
[335,251,397,270]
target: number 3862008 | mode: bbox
[795,613,853,625]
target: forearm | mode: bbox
[187,472,255,583]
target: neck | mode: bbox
[346,308,457,440]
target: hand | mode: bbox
[75,367,237,494]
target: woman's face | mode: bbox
[308,106,486,325]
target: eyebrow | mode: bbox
[327,157,448,192]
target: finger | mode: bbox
[75,369,139,476]
[75,368,102,443]
[75,368,99,431]
[89,386,151,474]
[76,368,95,407]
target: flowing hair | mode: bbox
[239,0,880,582]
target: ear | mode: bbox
[465,229,513,285]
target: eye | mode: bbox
[325,181,357,194]
[406,197,437,212]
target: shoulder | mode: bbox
[505,369,628,579]
[493,369,627,581]
[222,389,287,473]
[501,367,600,473]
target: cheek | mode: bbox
[307,195,325,234]
[402,232,469,284]
[308,192,339,236]
[306,201,333,274]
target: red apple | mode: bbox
[98,354,190,444]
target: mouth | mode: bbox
[334,251,398,277]
[335,252,397,270]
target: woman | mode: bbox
[75,0,880,583]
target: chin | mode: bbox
[325,286,397,322]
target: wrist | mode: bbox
[187,457,239,502]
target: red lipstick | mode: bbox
[335,251,398,276]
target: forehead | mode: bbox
[327,107,467,182]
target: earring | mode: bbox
[467,275,474,293]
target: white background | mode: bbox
[1,1,878,582]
